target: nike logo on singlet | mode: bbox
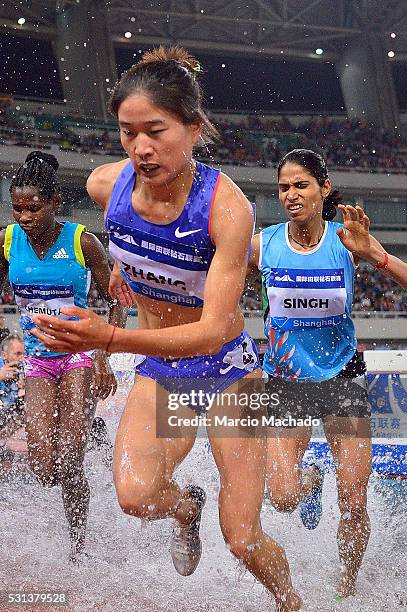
[174,227,203,238]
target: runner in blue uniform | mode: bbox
[249,149,372,600]
[0,151,125,561]
[32,47,301,611]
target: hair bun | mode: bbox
[141,45,201,75]
[25,150,59,171]
[322,190,343,221]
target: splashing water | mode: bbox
[0,375,406,612]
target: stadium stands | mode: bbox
[1,103,407,174]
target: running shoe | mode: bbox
[88,417,110,451]
[170,485,206,576]
[87,417,113,467]
[299,464,324,530]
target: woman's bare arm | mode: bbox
[337,204,407,288]
[31,175,255,358]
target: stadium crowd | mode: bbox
[352,265,407,312]
[208,115,407,173]
[1,102,407,173]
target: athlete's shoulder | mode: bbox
[216,172,253,214]
[79,230,107,268]
[209,172,254,244]
[80,229,103,252]
[88,158,129,183]
[261,222,285,240]
[87,158,130,208]
[211,173,254,235]
[1,224,19,263]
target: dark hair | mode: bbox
[277,149,343,221]
[10,151,60,200]
[109,45,219,144]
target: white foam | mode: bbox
[1,380,406,611]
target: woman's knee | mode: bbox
[57,450,86,485]
[115,475,162,517]
[267,452,304,513]
[218,496,263,560]
[113,443,174,517]
[221,520,260,560]
[58,464,86,490]
[267,480,302,513]
[337,483,369,518]
[29,460,58,487]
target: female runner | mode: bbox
[32,48,301,611]
[0,151,124,560]
[249,149,372,600]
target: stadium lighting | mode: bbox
[315,48,323,55]
[17,17,26,25]
[388,51,395,58]
[124,31,132,39]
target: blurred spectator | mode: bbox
[0,334,25,423]
[87,416,114,468]
[242,278,262,311]
[0,334,25,479]
[0,283,15,312]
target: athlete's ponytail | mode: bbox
[278,148,342,221]
[322,190,342,221]
[10,150,60,199]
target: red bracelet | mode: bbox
[105,325,116,352]
[374,251,389,270]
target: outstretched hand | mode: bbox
[32,306,113,354]
[337,204,371,257]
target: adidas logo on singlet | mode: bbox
[53,248,69,259]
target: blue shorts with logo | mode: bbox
[134,331,260,398]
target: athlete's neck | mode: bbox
[27,221,63,256]
[288,216,325,248]
[136,162,196,210]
